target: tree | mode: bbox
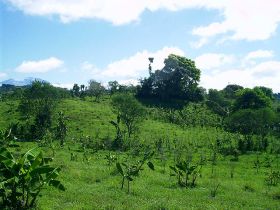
[18,81,59,140]
[138,54,202,101]
[111,94,145,138]
[253,86,274,100]
[234,88,272,110]
[222,84,243,99]
[225,108,275,151]
[72,84,80,97]
[88,80,105,101]
[206,89,231,116]
[108,81,119,96]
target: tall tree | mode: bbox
[138,54,201,101]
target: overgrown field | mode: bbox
[0,98,279,209]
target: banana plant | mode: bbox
[116,151,154,193]
[0,126,18,148]
[0,147,65,209]
[170,160,202,188]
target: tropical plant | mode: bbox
[0,147,65,209]
[116,151,154,193]
[170,160,202,188]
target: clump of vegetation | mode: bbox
[170,160,202,188]
[111,94,145,149]
[116,151,154,193]
[0,147,65,209]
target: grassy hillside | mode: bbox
[0,98,279,209]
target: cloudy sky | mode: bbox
[1,0,280,92]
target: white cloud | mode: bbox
[5,0,224,25]
[192,0,280,42]
[7,0,280,43]
[245,50,274,60]
[0,72,7,78]
[53,83,73,89]
[190,37,208,49]
[201,60,280,92]
[15,57,64,73]
[195,53,234,70]
[85,46,184,81]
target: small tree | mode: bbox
[72,84,80,97]
[55,111,68,146]
[111,94,145,138]
[88,80,105,102]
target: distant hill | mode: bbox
[0,77,47,86]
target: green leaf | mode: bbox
[49,180,66,191]
[30,166,56,176]
[147,161,155,170]
[0,147,14,162]
[116,162,124,176]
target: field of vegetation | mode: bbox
[0,55,280,209]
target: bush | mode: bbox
[0,147,65,209]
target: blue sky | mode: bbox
[1,0,280,92]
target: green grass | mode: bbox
[1,98,280,209]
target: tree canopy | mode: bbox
[137,54,202,102]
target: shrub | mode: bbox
[0,147,65,209]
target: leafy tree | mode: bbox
[108,81,119,96]
[72,84,80,97]
[234,88,272,110]
[253,86,274,100]
[138,54,202,101]
[88,80,105,101]
[206,89,231,116]
[222,84,243,99]
[111,94,145,138]
[225,108,275,151]
[18,81,59,140]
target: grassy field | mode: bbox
[0,98,279,209]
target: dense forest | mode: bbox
[0,54,280,209]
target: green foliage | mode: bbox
[170,160,202,188]
[265,170,280,186]
[138,54,202,102]
[0,126,17,148]
[222,84,243,99]
[18,81,60,140]
[149,103,221,128]
[225,108,276,152]
[88,80,106,102]
[111,94,145,138]
[179,103,222,127]
[0,147,65,209]
[72,84,80,97]
[206,89,231,116]
[234,88,272,110]
[55,111,68,147]
[116,151,154,193]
